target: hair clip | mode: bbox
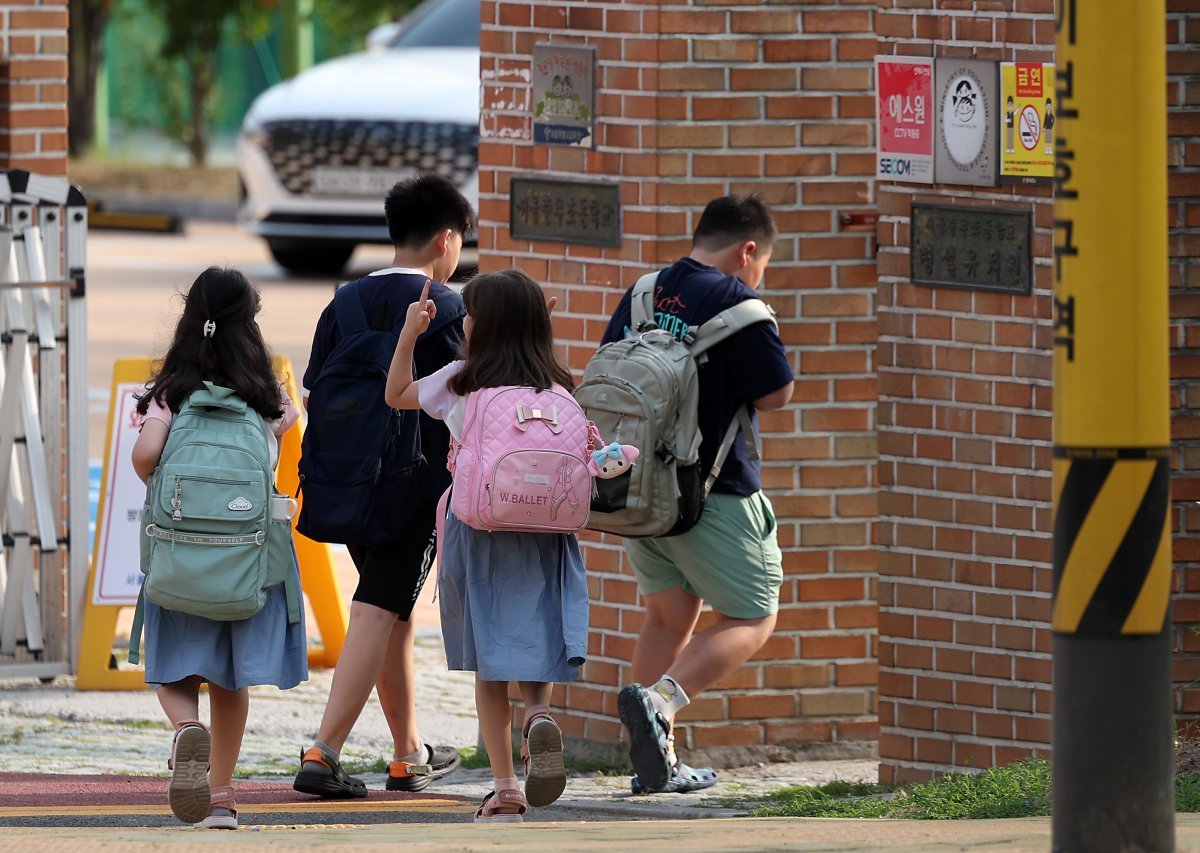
[203,320,216,338]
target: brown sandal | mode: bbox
[521,706,566,808]
[167,721,211,825]
[474,788,527,823]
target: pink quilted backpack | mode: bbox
[449,385,595,533]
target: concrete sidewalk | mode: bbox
[5,815,1200,852]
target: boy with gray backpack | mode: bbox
[584,195,794,794]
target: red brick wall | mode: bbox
[478,0,880,764]
[874,0,1057,784]
[1169,2,1200,735]
[0,1,67,175]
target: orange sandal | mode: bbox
[474,788,527,823]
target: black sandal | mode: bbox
[385,743,462,791]
[292,746,368,799]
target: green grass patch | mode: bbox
[1177,775,1200,812]
[749,759,1052,820]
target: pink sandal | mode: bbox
[167,720,211,825]
[521,706,566,808]
[474,788,527,823]
[193,785,238,830]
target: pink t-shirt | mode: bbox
[137,383,300,465]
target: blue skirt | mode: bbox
[439,512,589,683]
[141,562,308,691]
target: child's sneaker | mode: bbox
[521,708,566,807]
[617,684,672,791]
[167,721,212,825]
[193,785,238,830]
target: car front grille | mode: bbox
[262,119,478,195]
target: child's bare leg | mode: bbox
[517,682,552,716]
[313,601,396,750]
[475,676,515,778]
[157,676,202,724]
[376,616,422,757]
[208,684,249,788]
[630,585,703,686]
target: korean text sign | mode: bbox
[875,56,934,184]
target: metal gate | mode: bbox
[0,170,88,679]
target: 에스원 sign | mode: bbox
[875,56,935,184]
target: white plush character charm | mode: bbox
[588,442,640,479]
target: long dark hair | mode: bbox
[449,268,573,395]
[136,266,284,419]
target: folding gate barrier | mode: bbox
[0,170,88,680]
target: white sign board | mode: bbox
[91,383,146,605]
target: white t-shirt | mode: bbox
[417,360,467,441]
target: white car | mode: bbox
[237,0,480,274]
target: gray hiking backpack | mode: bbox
[575,271,778,538]
[128,382,301,664]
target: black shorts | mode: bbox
[346,498,437,621]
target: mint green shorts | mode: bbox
[624,491,783,619]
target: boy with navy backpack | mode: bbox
[596,195,794,795]
[292,175,469,798]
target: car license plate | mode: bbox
[311,167,416,196]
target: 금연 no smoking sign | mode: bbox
[1019,104,1042,151]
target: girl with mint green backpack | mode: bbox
[130,267,307,830]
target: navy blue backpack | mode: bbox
[297,279,460,545]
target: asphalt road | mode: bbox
[86,221,473,460]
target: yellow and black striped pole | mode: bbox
[1052,1,1172,850]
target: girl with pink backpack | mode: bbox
[385,269,634,823]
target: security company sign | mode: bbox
[934,58,998,186]
[1000,61,1055,185]
[875,56,935,184]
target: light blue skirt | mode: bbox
[439,512,589,683]
[141,562,308,691]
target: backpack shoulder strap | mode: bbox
[422,289,464,338]
[333,281,370,337]
[689,297,778,359]
[128,584,146,665]
[629,272,661,333]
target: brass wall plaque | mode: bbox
[509,177,620,248]
[910,203,1031,293]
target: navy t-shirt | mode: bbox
[600,258,793,497]
[303,269,465,487]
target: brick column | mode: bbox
[479,0,880,765]
[0,2,67,175]
[874,0,1057,783]
[1169,1,1200,734]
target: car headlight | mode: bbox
[240,111,268,150]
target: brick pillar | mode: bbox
[0,2,67,175]
[1169,2,1200,733]
[874,0,1057,784]
[478,0,879,765]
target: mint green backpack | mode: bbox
[128,382,301,664]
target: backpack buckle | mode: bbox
[636,321,658,332]
[682,330,697,346]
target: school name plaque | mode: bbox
[910,203,1032,294]
[509,177,621,248]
